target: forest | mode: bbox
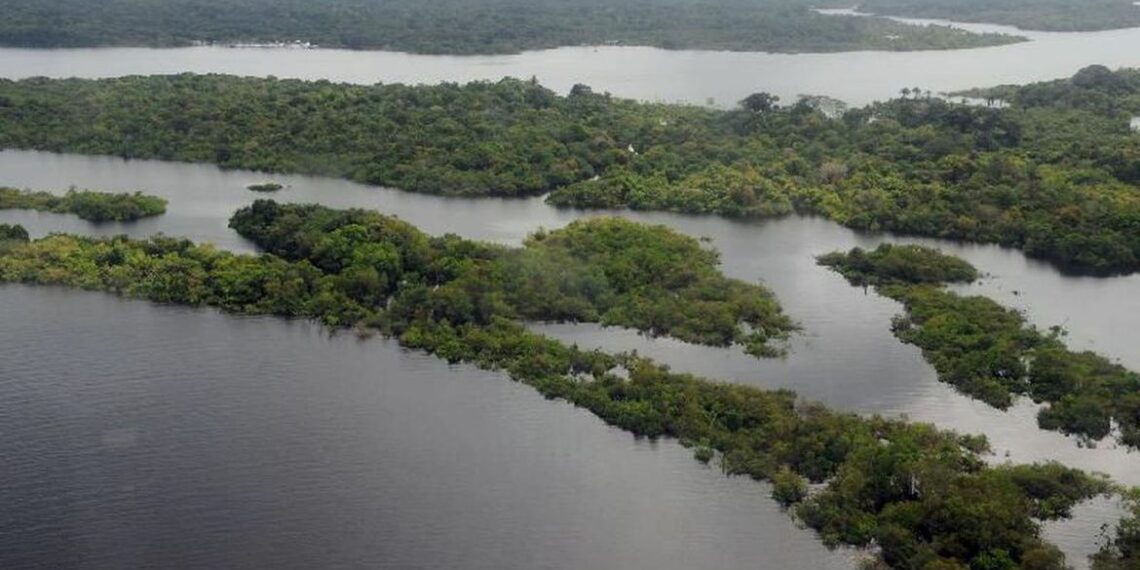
[857,0,1140,32]
[226,200,796,356]
[0,0,1018,54]
[0,68,1137,273]
[819,244,1140,449]
[0,202,1133,570]
[0,187,167,222]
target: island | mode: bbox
[246,182,284,192]
[819,244,1140,449]
[0,200,1131,569]
[0,187,167,222]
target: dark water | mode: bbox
[2,18,1140,107]
[0,285,855,570]
[2,149,1137,567]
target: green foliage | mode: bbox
[2,69,1138,272]
[817,244,980,287]
[226,200,796,355]
[821,246,1140,448]
[0,223,29,242]
[0,187,167,222]
[0,0,1019,54]
[246,182,283,192]
[771,465,808,507]
[1092,489,1140,570]
[858,0,1140,32]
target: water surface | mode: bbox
[2,149,1138,482]
[2,20,1140,107]
[0,285,855,570]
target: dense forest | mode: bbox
[858,0,1140,32]
[0,203,1130,569]
[0,187,167,222]
[0,0,1018,54]
[227,201,796,356]
[819,244,1140,449]
[1,68,1138,273]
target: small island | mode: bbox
[820,244,1140,449]
[246,182,284,193]
[0,187,167,222]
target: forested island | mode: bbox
[1,206,1136,569]
[857,0,1140,32]
[0,0,1019,54]
[819,244,1140,449]
[246,182,283,193]
[0,187,167,222]
[1,68,1138,273]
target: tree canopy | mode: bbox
[858,0,1140,32]
[0,187,167,222]
[821,244,1140,449]
[2,68,1138,273]
[0,0,1019,54]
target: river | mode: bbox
[3,17,1140,568]
[0,284,858,570]
[1,149,1138,567]
[2,19,1140,107]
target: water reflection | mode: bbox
[0,285,856,570]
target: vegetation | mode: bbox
[1092,489,1140,570]
[227,201,795,355]
[247,182,283,192]
[0,201,1119,569]
[816,243,979,287]
[1,69,1139,273]
[857,0,1140,32]
[820,244,1140,448]
[0,223,29,246]
[0,0,1019,54]
[0,187,167,222]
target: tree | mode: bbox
[740,92,780,114]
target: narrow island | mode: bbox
[0,187,167,222]
[1,67,1137,273]
[246,182,283,192]
[818,243,1140,449]
[0,200,1131,569]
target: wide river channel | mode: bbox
[3,14,1140,107]
[2,20,1140,569]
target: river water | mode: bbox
[1,148,1138,567]
[2,19,1140,107]
[3,18,1140,568]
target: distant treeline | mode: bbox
[0,187,167,222]
[0,67,1138,273]
[0,206,1131,570]
[0,0,1018,54]
[859,0,1140,32]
